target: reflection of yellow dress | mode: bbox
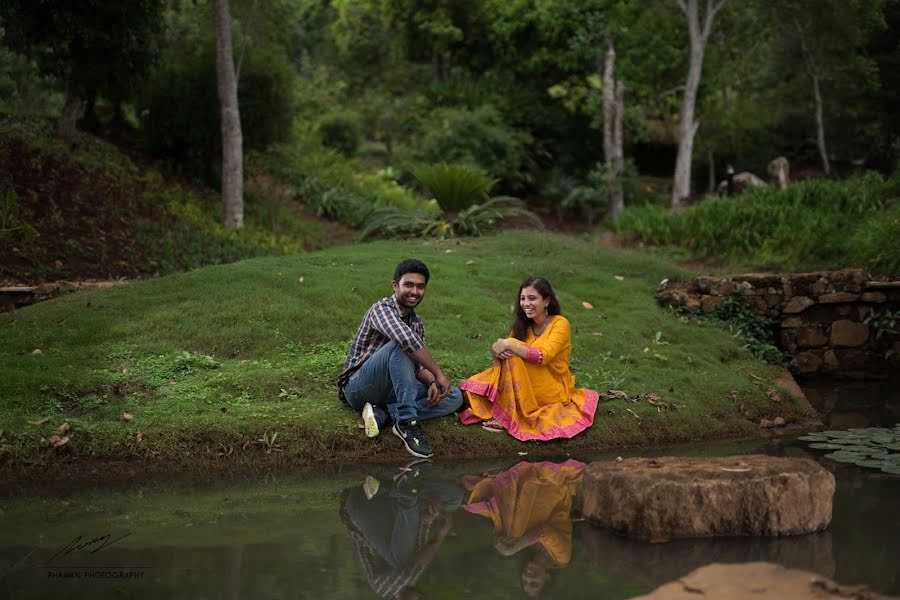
[462,460,586,566]
[459,316,598,441]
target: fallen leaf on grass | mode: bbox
[581,301,593,309]
[517,451,528,456]
[168,380,177,385]
[56,422,70,435]
[298,276,304,283]
[357,423,365,429]
[31,349,42,355]
[465,259,475,265]
[613,275,624,281]
[765,389,782,402]
[397,467,413,473]
[49,434,69,448]
[625,408,641,420]
[592,331,604,336]
[120,412,134,422]
[136,432,143,444]
[122,368,129,375]
[28,416,50,426]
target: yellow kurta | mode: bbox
[459,316,598,441]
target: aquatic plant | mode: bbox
[799,426,900,475]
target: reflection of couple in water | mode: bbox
[340,459,585,599]
[338,259,599,459]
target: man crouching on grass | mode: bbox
[338,259,463,459]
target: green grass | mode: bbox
[0,231,814,474]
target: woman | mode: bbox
[458,277,598,441]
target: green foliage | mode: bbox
[0,187,36,243]
[142,44,294,182]
[404,105,533,190]
[317,111,363,156]
[295,177,373,228]
[414,163,497,212]
[799,426,900,474]
[618,173,900,275]
[864,307,900,342]
[452,196,543,236]
[705,293,784,363]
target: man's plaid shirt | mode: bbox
[338,296,426,398]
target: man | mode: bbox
[339,259,463,459]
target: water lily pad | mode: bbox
[881,465,900,475]
[808,443,847,450]
[798,435,830,442]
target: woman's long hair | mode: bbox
[510,277,561,341]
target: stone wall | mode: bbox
[657,269,900,377]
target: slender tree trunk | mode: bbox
[811,74,830,176]
[57,73,83,141]
[603,43,625,224]
[671,0,727,208]
[213,0,244,229]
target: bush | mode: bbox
[404,105,533,190]
[413,163,496,212]
[617,173,899,274]
[142,44,294,183]
[317,111,362,156]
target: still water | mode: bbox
[1,439,897,599]
[1,381,898,599]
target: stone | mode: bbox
[857,306,871,320]
[791,352,822,374]
[766,293,782,308]
[818,292,859,303]
[811,277,832,295]
[581,455,834,539]
[795,326,827,348]
[773,416,786,426]
[768,156,790,188]
[700,295,724,312]
[830,320,869,347]
[835,305,853,316]
[780,317,804,328]
[861,291,887,303]
[631,562,898,600]
[780,330,798,353]
[823,350,839,370]
[783,296,814,313]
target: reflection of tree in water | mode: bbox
[338,463,463,599]
[462,460,586,598]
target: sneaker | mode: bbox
[362,476,380,500]
[362,403,380,438]
[392,419,434,459]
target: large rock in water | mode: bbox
[630,562,897,600]
[582,455,834,539]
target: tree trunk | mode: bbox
[57,74,83,141]
[811,74,830,176]
[603,43,625,224]
[671,0,727,208]
[213,0,244,229]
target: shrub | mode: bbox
[317,111,362,156]
[405,105,533,190]
[413,163,496,212]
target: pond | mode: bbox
[1,383,898,599]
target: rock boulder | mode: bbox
[582,455,834,539]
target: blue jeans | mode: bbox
[344,341,463,424]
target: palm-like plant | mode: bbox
[413,163,497,212]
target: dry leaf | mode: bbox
[592,331,604,336]
[120,412,134,422]
[28,416,50,426]
[357,422,365,429]
[56,422,71,435]
[135,432,143,444]
[625,408,641,420]
[122,368,129,375]
[49,435,70,448]
[581,301,593,309]
[444,249,453,253]
[298,276,305,283]
[613,275,625,281]
[765,389,782,402]
[615,456,623,462]
[517,451,528,456]
[168,380,177,385]
[465,259,475,265]
[31,349,42,355]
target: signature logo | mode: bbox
[47,533,132,565]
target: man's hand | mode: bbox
[435,373,452,401]
[426,381,442,407]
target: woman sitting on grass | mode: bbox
[458,276,598,440]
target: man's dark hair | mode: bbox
[394,259,430,283]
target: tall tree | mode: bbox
[671,0,728,207]
[602,43,625,223]
[213,0,244,229]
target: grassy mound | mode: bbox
[0,231,815,477]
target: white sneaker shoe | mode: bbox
[362,403,380,438]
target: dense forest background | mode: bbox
[1,0,899,276]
